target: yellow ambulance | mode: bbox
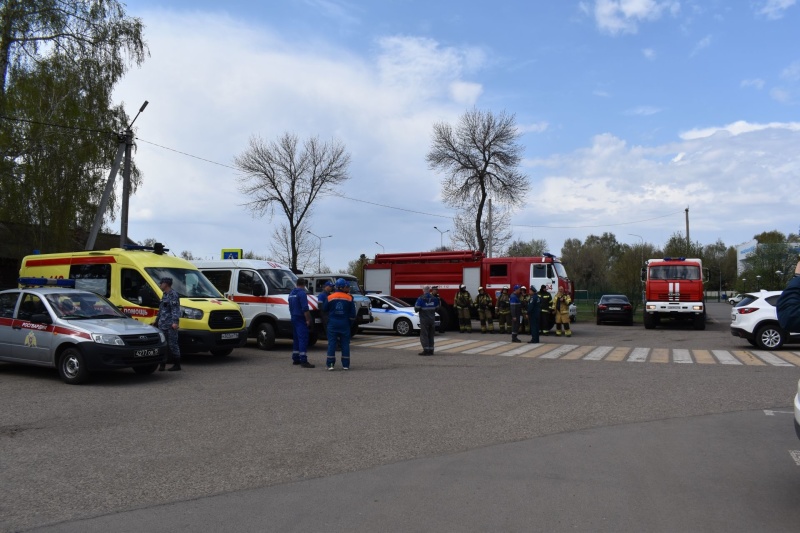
[19,246,247,356]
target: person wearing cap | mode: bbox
[317,281,334,333]
[157,277,181,371]
[509,284,523,342]
[431,286,444,333]
[475,287,495,334]
[288,278,315,368]
[551,285,572,337]
[519,286,530,334]
[538,284,554,336]
[324,278,356,370]
[454,284,474,333]
[415,285,440,355]
[495,286,511,334]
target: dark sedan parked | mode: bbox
[596,294,634,325]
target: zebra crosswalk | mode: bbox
[350,335,800,367]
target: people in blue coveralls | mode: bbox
[317,281,334,332]
[288,278,315,368]
[324,278,356,370]
[510,284,523,343]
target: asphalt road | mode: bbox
[2,302,799,532]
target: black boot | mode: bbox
[167,362,181,371]
[158,363,166,371]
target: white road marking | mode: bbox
[538,344,579,359]
[583,346,614,361]
[712,350,742,365]
[436,340,482,351]
[627,347,649,362]
[390,341,428,349]
[673,349,693,364]
[356,338,419,347]
[763,410,795,416]
[463,342,508,354]
[502,343,549,356]
[751,350,794,367]
[790,450,800,466]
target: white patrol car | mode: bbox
[0,278,167,384]
[363,293,440,336]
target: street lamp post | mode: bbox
[375,241,385,254]
[756,275,761,291]
[433,226,450,249]
[307,231,332,272]
[628,233,644,266]
[742,278,747,292]
[776,270,783,289]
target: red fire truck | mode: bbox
[363,250,573,330]
[641,257,706,330]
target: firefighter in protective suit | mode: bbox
[551,286,572,337]
[454,284,474,333]
[538,285,553,335]
[495,286,511,334]
[475,287,495,334]
[519,286,530,333]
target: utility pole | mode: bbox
[685,207,690,255]
[487,198,493,257]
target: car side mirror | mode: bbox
[31,313,52,324]
[253,281,266,297]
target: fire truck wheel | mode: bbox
[643,313,655,330]
[394,318,413,336]
[256,322,276,350]
[58,347,90,385]
[692,314,706,330]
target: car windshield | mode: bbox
[736,294,759,306]
[258,268,297,295]
[344,279,364,295]
[600,295,629,304]
[649,265,701,280]
[379,295,409,308]
[144,268,223,298]
[45,292,126,319]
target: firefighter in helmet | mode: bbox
[495,286,511,334]
[454,284,474,333]
[475,287,495,334]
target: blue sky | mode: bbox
[112,0,800,271]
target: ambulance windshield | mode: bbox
[145,268,224,298]
[258,268,297,295]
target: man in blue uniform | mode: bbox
[527,288,541,344]
[288,278,315,368]
[415,285,440,355]
[324,278,356,370]
[509,284,523,343]
[157,277,182,371]
[317,281,334,332]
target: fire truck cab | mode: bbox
[641,257,706,330]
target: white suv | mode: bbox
[730,290,800,349]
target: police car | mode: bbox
[0,278,167,384]
[363,294,440,336]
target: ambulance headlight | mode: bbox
[92,333,125,346]
[180,306,204,320]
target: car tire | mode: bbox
[747,339,757,347]
[395,318,413,336]
[626,317,634,326]
[256,322,276,350]
[596,317,601,325]
[755,324,784,350]
[58,347,90,385]
[210,348,233,356]
[133,363,159,375]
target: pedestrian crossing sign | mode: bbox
[222,248,243,259]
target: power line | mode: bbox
[0,114,115,136]
[513,210,684,230]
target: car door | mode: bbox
[0,291,21,360]
[368,296,395,331]
[10,292,54,363]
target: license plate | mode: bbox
[135,348,159,357]
[221,332,239,340]
[609,307,621,311]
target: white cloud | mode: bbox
[449,81,483,105]
[642,48,656,60]
[591,0,680,35]
[770,87,793,103]
[689,35,712,56]
[756,0,797,20]
[518,121,550,134]
[740,78,765,90]
[781,60,800,81]
[625,105,662,116]
[679,120,800,140]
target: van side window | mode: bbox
[237,270,258,295]
[69,264,111,297]
[488,264,507,277]
[121,268,152,304]
[0,292,19,318]
[203,270,232,295]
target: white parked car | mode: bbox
[728,294,743,305]
[363,294,440,336]
[730,290,800,350]
[794,378,800,440]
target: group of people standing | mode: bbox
[453,284,573,341]
[288,277,356,370]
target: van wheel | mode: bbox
[256,323,276,350]
[133,363,159,375]
[58,347,90,385]
[211,349,233,356]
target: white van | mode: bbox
[193,259,319,350]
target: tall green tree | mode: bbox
[427,108,529,253]
[0,0,147,252]
[506,238,548,257]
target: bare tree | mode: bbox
[450,205,512,254]
[267,221,316,273]
[427,108,529,253]
[235,132,351,271]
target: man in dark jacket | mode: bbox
[527,289,541,344]
[538,285,553,336]
[415,285,440,355]
[777,259,800,332]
